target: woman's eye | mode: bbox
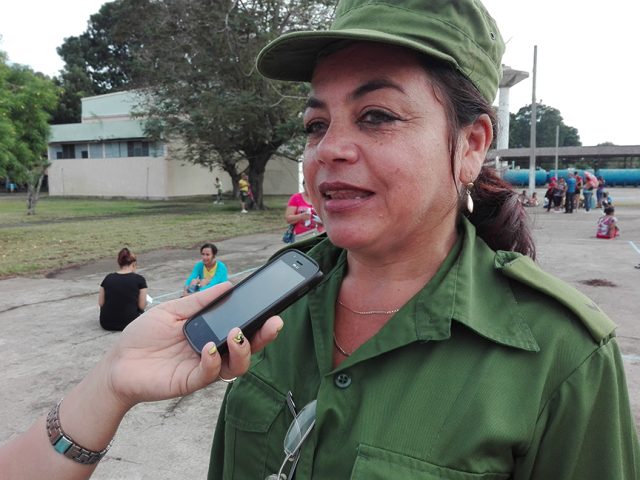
[304,121,327,136]
[360,109,398,125]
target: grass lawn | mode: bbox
[0,195,289,277]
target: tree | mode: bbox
[135,0,334,209]
[52,0,333,205]
[50,66,96,124]
[53,0,153,122]
[509,103,581,149]
[0,56,58,214]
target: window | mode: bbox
[150,142,165,157]
[89,143,103,159]
[61,144,76,159]
[105,142,122,158]
[127,141,149,157]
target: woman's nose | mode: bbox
[312,123,358,165]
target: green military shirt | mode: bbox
[208,218,639,479]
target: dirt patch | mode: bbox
[579,278,618,287]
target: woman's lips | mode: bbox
[319,182,373,212]
[323,189,372,200]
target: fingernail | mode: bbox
[275,323,284,337]
[233,331,245,345]
[208,344,217,355]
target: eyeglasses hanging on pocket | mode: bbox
[266,392,317,480]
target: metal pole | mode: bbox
[554,125,559,180]
[529,46,537,195]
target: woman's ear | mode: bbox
[458,113,493,183]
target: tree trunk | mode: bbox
[26,173,45,215]
[219,156,241,199]
[247,150,271,210]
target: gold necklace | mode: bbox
[334,299,400,357]
[337,298,400,316]
[333,332,351,357]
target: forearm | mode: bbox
[185,263,201,287]
[138,289,148,310]
[284,205,304,225]
[0,357,129,480]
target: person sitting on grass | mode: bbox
[183,243,228,295]
[596,206,620,239]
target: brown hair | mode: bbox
[117,247,137,267]
[422,58,536,259]
[200,243,218,255]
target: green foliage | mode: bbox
[509,103,582,148]
[57,0,152,91]
[0,55,58,186]
[51,0,333,207]
[50,66,96,124]
[53,0,155,122]
[0,53,17,173]
[134,0,334,208]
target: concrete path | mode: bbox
[1,190,639,479]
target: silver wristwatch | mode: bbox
[46,400,112,465]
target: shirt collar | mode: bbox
[307,218,539,372]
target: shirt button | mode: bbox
[334,373,352,389]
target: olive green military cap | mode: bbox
[257,0,505,103]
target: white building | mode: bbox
[47,91,298,198]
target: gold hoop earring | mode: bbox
[466,183,474,213]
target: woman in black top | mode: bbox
[99,248,148,331]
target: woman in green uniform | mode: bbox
[208,0,639,479]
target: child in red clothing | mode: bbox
[596,207,620,239]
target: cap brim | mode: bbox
[257,28,458,82]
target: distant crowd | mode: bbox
[517,172,622,241]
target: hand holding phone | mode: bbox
[183,249,323,355]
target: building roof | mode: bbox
[81,90,146,119]
[49,119,147,143]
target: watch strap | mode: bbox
[46,400,112,465]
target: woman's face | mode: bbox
[302,43,464,254]
[201,248,215,267]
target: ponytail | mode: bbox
[423,57,536,259]
[117,247,137,267]
[466,167,536,259]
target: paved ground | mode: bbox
[1,188,639,479]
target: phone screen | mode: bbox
[200,259,305,339]
[184,249,321,353]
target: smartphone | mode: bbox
[183,249,323,355]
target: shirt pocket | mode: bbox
[223,372,286,479]
[350,444,510,480]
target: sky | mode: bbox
[1,1,639,147]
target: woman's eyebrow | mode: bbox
[305,78,406,111]
[350,79,405,100]
[305,96,324,110]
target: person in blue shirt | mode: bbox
[183,243,229,296]
[565,172,577,213]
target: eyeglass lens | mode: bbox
[284,399,317,456]
[266,399,317,480]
